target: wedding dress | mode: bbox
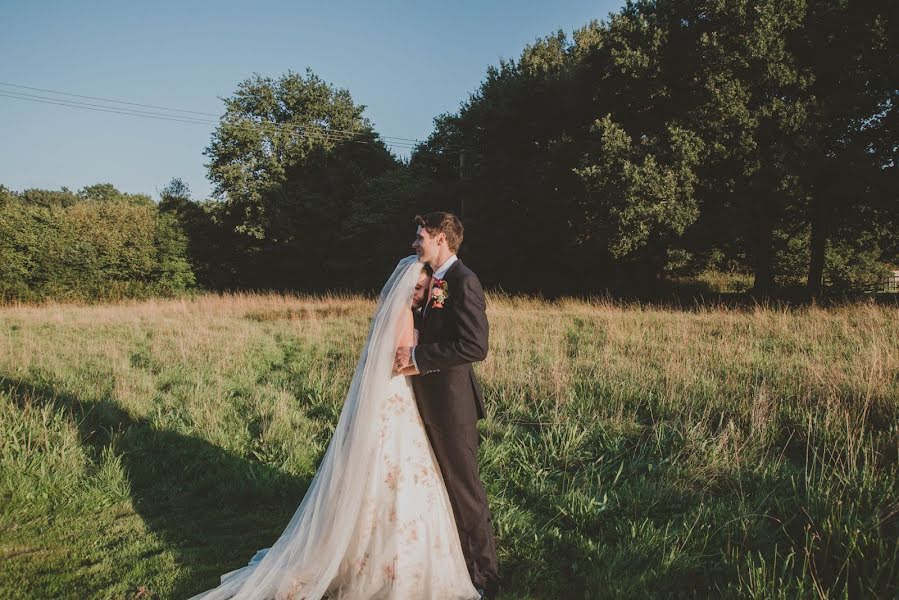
[188,255,480,600]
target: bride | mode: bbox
[188,255,481,600]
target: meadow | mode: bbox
[0,292,896,599]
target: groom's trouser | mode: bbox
[424,422,499,589]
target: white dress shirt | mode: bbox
[411,254,457,372]
[432,254,458,282]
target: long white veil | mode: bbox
[188,255,425,600]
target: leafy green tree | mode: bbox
[158,178,238,290]
[411,30,597,293]
[153,211,196,294]
[0,184,195,302]
[204,68,399,289]
[654,0,815,295]
[328,167,428,289]
[16,186,79,208]
[792,0,899,296]
[575,116,705,294]
[79,183,131,203]
[415,0,894,298]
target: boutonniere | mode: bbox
[430,278,449,309]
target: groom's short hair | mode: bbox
[414,212,464,253]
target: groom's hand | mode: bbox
[393,346,415,374]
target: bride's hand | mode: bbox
[393,346,413,374]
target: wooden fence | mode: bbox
[885,271,899,292]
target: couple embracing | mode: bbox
[189,212,500,600]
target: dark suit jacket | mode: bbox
[411,258,488,425]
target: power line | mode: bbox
[0,81,475,158]
[0,81,427,146]
[0,81,221,117]
[0,91,217,125]
[0,89,423,151]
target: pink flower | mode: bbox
[430,279,449,309]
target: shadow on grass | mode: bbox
[0,375,313,598]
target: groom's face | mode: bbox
[412,226,442,263]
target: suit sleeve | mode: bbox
[414,274,489,372]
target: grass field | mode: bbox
[0,292,897,599]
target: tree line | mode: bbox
[0,184,193,302]
[2,0,896,302]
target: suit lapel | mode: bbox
[422,258,462,327]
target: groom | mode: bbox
[393,211,499,598]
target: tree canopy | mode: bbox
[4,1,897,302]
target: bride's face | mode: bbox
[412,270,432,309]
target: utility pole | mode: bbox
[459,150,466,219]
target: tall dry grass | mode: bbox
[1,293,896,598]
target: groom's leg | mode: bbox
[424,422,499,589]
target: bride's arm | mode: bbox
[398,328,420,375]
[397,309,415,350]
[397,310,419,375]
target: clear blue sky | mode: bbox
[1,1,623,200]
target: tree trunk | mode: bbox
[751,206,775,296]
[647,238,667,299]
[806,193,828,299]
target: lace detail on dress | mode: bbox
[325,375,479,600]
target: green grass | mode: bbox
[1,293,897,598]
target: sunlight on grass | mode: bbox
[1,293,896,598]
